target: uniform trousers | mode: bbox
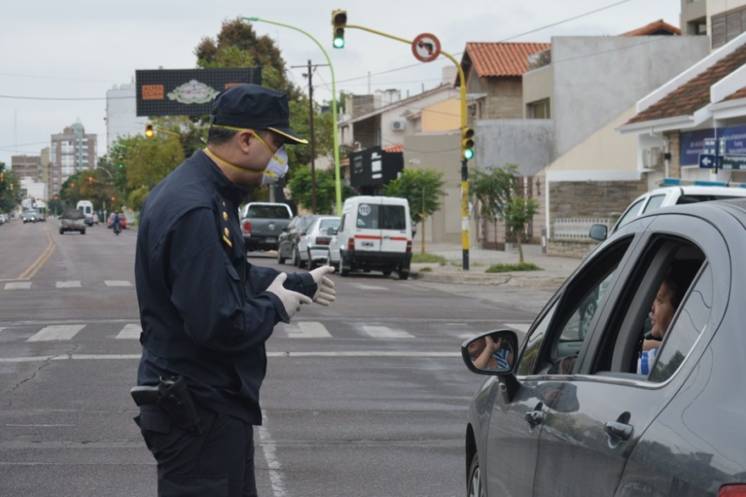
[137,403,257,497]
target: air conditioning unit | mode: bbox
[391,119,406,132]
[642,146,664,169]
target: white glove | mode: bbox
[310,265,336,306]
[266,273,312,322]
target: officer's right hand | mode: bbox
[266,273,312,322]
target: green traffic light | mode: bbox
[333,37,345,49]
[464,149,474,160]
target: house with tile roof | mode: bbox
[620,30,746,187]
[459,22,708,255]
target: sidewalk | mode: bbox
[410,242,582,290]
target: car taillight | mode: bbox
[316,237,331,246]
[242,220,252,234]
[721,485,746,497]
[347,238,355,252]
[406,240,412,253]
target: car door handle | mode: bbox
[604,421,633,441]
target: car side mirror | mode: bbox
[461,329,518,376]
[589,224,608,242]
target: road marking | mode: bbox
[105,280,132,287]
[258,413,288,497]
[27,324,85,342]
[5,424,76,428]
[504,323,531,332]
[115,323,142,340]
[55,281,81,288]
[4,282,31,290]
[283,321,332,338]
[353,284,387,291]
[360,325,415,339]
[0,351,461,363]
[17,227,56,280]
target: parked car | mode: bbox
[296,216,340,269]
[21,209,40,223]
[590,183,746,241]
[240,202,293,252]
[107,213,128,230]
[0,213,7,225]
[59,208,86,235]
[462,198,746,497]
[327,196,412,279]
[276,215,318,265]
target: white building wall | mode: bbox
[106,83,148,152]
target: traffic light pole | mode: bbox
[244,16,344,216]
[342,23,470,270]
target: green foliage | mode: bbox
[123,135,184,193]
[504,195,539,264]
[0,163,22,212]
[59,170,116,210]
[471,165,516,223]
[287,165,354,214]
[127,185,151,213]
[485,262,541,273]
[411,253,447,265]
[383,169,444,225]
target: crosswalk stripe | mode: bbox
[27,324,85,342]
[56,281,81,288]
[115,324,142,340]
[504,323,531,333]
[360,324,414,339]
[4,282,31,290]
[105,280,132,287]
[283,321,332,338]
[353,284,387,291]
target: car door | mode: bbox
[353,199,382,252]
[530,213,726,497]
[483,229,642,497]
[379,202,409,254]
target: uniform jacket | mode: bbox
[135,149,316,424]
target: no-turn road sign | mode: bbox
[411,33,442,63]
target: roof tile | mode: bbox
[464,42,550,78]
[626,44,746,125]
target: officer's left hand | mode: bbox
[309,266,336,306]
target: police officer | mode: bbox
[133,83,336,497]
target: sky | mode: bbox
[0,0,681,166]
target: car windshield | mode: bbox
[245,205,290,219]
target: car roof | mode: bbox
[634,197,746,225]
[646,185,746,196]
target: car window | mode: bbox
[649,264,712,383]
[517,300,559,375]
[615,198,645,229]
[338,214,346,232]
[643,194,666,213]
[380,205,406,230]
[245,205,291,219]
[319,219,339,231]
[356,203,379,229]
[518,237,632,376]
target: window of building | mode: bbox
[712,6,746,48]
[526,98,551,119]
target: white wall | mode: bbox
[106,83,148,152]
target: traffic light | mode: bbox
[461,127,475,160]
[145,124,154,139]
[332,9,347,48]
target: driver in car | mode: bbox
[637,274,683,375]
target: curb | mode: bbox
[412,270,567,290]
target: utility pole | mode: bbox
[292,60,329,213]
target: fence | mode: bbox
[551,217,611,241]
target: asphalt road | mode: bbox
[0,219,541,497]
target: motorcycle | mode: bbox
[113,223,121,236]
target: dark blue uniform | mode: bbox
[134,149,316,496]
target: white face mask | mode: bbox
[261,146,289,186]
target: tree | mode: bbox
[0,163,22,213]
[470,165,516,249]
[384,169,444,254]
[287,165,355,214]
[504,195,539,264]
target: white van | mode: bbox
[328,196,413,279]
[76,200,94,226]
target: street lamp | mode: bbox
[244,16,343,216]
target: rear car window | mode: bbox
[319,219,339,231]
[245,205,291,219]
[355,204,406,230]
